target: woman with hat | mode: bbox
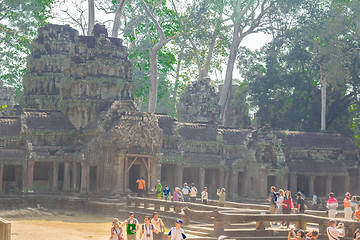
[110,218,124,240]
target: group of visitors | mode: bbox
[155,180,226,205]
[325,191,360,221]
[110,212,186,240]
[268,186,306,227]
[287,219,344,240]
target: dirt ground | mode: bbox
[1,209,124,240]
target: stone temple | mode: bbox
[0,24,359,200]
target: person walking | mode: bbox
[217,188,226,207]
[121,212,139,240]
[268,186,277,215]
[182,183,190,202]
[151,212,165,240]
[139,216,158,240]
[110,218,124,240]
[173,187,182,202]
[137,177,146,197]
[327,192,338,219]
[155,180,162,200]
[163,185,171,200]
[296,192,305,214]
[282,190,294,228]
[201,187,208,204]
[326,219,344,240]
[189,183,197,203]
[312,193,318,210]
[344,192,353,220]
[167,220,187,240]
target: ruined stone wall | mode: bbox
[23,24,133,129]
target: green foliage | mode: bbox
[239,0,360,138]
[0,0,54,95]
[0,105,7,112]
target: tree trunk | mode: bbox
[320,64,327,131]
[87,0,95,36]
[202,26,218,78]
[356,20,360,38]
[173,50,183,100]
[148,49,158,113]
[111,0,126,38]
[219,22,241,125]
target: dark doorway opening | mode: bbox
[3,165,23,192]
[297,175,309,196]
[267,175,277,192]
[129,164,140,192]
[314,176,327,196]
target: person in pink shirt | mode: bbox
[173,187,182,202]
[327,192,338,218]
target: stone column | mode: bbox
[52,162,59,192]
[199,168,205,190]
[326,175,333,194]
[225,168,230,194]
[86,164,90,193]
[175,164,184,187]
[80,162,88,194]
[27,160,35,193]
[308,175,315,196]
[230,171,239,199]
[257,167,267,197]
[357,168,360,193]
[63,161,71,191]
[0,164,3,193]
[289,173,297,194]
[281,167,289,190]
[344,174,350,193]
[72,162,78,192]
[219,168,225,188]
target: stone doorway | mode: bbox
[124,154,152,192]
[297,175,309,196]
[89,166,97,192]
[129,165,140,192]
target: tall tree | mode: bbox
[218,0,274,126]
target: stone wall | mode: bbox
[0,82,14,116]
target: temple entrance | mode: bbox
[129,164,140,192]
[89,166,97,192]
[124,154,152,192]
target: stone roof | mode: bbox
[155,114,176,135]
[218,128,252,145]
[23,109,75,131]
[183,152,223,165]
[0,117,21,137]
[177,123,217,141]
[274,131,357,149]
[0,149,27,160]
[287,160,347,173]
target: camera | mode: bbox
[146,234,151,237]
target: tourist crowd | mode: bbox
[110,211,186,240]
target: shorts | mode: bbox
[269,204,276,214]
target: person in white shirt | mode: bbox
[182,183,190,202]
[168,220,187,240]
[139,216,158,240]
[326,219,344,240]
[189,183,197,203]
[201,187,208,204]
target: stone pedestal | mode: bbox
[52,162,59,191]
[63,161,71,191]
